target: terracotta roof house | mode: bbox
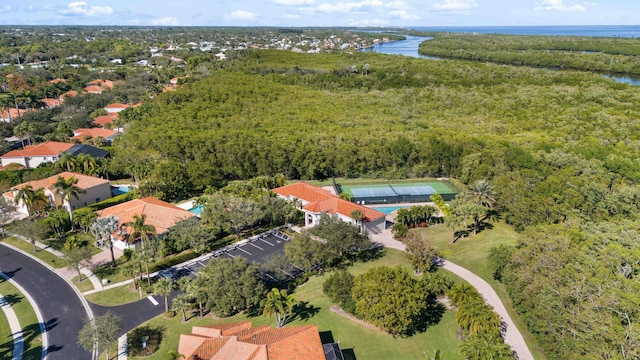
[87,79,114,90]
[97,197,196,249]
[104,103,130,113]
[178,321,333,360]
[40,98,59,108]
[61,90,78,99]
[273,182,386,234]
[93,113,119,127]
[1,108,22,122]
[84,85,104,94]
[71,128,118,144]
[2,172,111,216]
[49,78,66,84]
[0,142,109,168]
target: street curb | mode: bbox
[0,242,95,358]
[0,269,47,360]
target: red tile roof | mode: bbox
[61,90,78,98]
[104,103,130,110]
[50,78,66,84]
[84,85,103,93]
[179,321,326,360]
[0,163,25,171]
[273,182,385,222]
[97,197,196,237]
[10,172,109,192]
[93,114,118,127]
[1,108,22,120]
[40,98,58,108]
[71,128,118,141]
[1,142,74,159]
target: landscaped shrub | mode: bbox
[322,270,355,311]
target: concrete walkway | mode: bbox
[370,228,534,360]
[7,232,103,291]
[0,292,23,360]
[117,334,128,360]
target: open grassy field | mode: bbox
[130,249,463,360]
[0,278,42,360]
[413,222,548,360]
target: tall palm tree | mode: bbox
[154,278,174,313]
[50,175,85,231]
[260,288,297,328]
[0,96,13,122]
[90,215,121,267]
[126,214,157,251]
[350,209,364,232]
[76,153,97,175]
[465,179,496,236]
[447,283,479,307]
[55,151,77,172]
[16,185,47,216]
[172,294,193,322]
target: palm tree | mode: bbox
[465,179,496,236]
[154,277,174,313]
[172,294,193,322]
[126,214,156,251]
[76,153,97,175]
[260,288,297,328]
[396,208,411,226]
[138,249,154,286]
[444,214,461,244]
[0,96,13,122]
[16,185,47,216]
[456,300,500,335]
[350,209,364,232]
[90,215,121,267]
[50,175,85,231]
[447,283,479,307]
[55,152,77,172]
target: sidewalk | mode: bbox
[7,232,103,291]
[0,292,23,360]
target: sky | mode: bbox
[0,0,638,27]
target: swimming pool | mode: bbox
[371,206,406,215]
[189,205,204,215]
[111,185,134,196]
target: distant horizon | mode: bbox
[0,1,638,27]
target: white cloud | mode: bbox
[432,0,478,11]
[316,0,383,13]
[274,0,314,5]
[385,1,408,9]
[389,9,420,20]
[60,2,113,16]
[535,0,586,12]
[281,14,301,19]
[1,5,11,11]
[230,10,258,20]
[151,17,179,26]
[348,18,389,26]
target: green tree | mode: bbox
[460,332,513,360]
[77,311,122,360]
[352,266,427,336]
[200,193,263,239]
[404,231,437,274]
[16,185,47,216]
[260,288,298,328]
[0,197,16,237]
[73,208,97,234]
[126,214,156,251]
[309,215,371,267]
[465,179,496,236]
[50,175,86,231]
[43,209,70,237]
[487,245,514,281]
[284,232,327,272]
[90,215,121,268]
[322,270,355,313]
[172,294,193,322]
[447,283,479,307]
[154,277,174,313]
[66,245,93,282]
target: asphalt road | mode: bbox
[0,243,92,360]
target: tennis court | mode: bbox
[341,182,456,204]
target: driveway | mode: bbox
[0,244,92,360]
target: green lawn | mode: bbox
[130,249,463,360]
[0,278,43,360]
[413,222,548,360]
[71,275,95,293]
[86,283,147,306]
[0,237,70,268]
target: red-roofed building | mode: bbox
[1,108,22,122]
[84,85,104,94]
[2,172,111,215]
[178,321,331,360]
[61,90,78,99]
[104,103,130,113]
[40,98,59,108]
[50,78,66,84]
[97,197,196,249]
[0,141,74,168]
[93,113,119,127]
[71,128,118,144]
[273,182,386,234]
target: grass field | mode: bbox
[413,222,548,360]
[0,278,42,360]
[86,282,146,306]
[130,249,463,360]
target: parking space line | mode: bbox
[260,238,275,246]
[249,242,264,251]
[198,261,207,267]
[224,252,235,258]
[237,246,252,255]
[147,296,159,306]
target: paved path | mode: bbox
[0,292,23,360]
[0,243,93,359]
[370,228,534,360]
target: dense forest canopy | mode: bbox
[114,48,640,359]
[417,32,640,75]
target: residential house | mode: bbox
[93,113,119,127]
[0,141,109,168]
[84,85,104,94]
[273,182,386,234]
[84,79,114,94]
[104,103,130,113]
[1,108,21,123]
[71,128,118,144]
[2,172,111,216]
[178,321,333,360]
[96,197,196,249]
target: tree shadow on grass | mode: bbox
[289,301,320,323]
[127,325,165,357]
[0,293,22,307]
[407,301,446,336]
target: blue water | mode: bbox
[370,206,406,215]
[111,185,133,196]
[410,25,640,38]
[189,205,204,215]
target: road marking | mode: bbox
[249,242,264,251]
[224,252,235,258]
[237,246,252,255]
[260,238,275,246]
[147,296,159,306]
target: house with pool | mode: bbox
[273,182,386,234]
[97,197,196,250]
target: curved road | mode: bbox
[372,231,534,360]
[0,244,92,359]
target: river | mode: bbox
[360,35,640,85]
